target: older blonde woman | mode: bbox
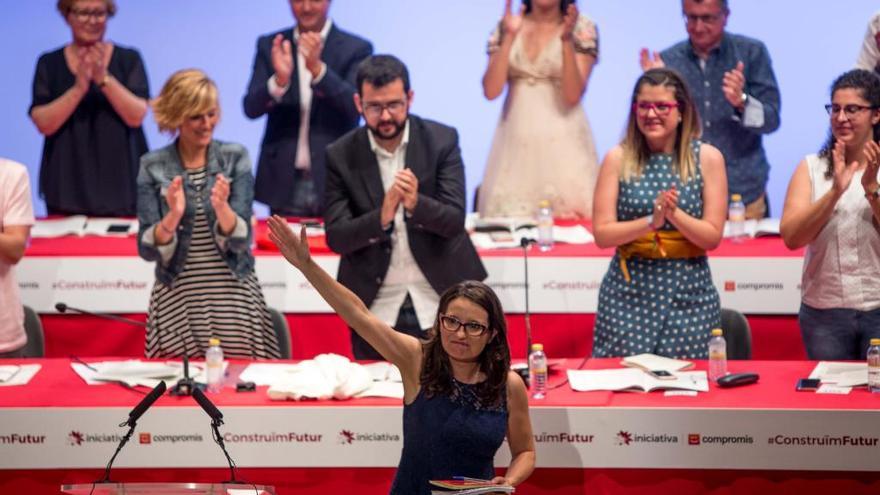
[29,0,149,216]
[137,69,279,360]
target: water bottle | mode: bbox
[529,343,547,399]
[205,338,224,394]
[728,194,746,243]
[708,329,728,382]
[868,338,880,393]
[536,200,554,252]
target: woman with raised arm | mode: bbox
[137,69,279,360]
[478,0,600,219]
[780,69,880,360]
[267,216,535,494]
[592,68,727,359]
[29,0,149,216]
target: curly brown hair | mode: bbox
[57,0,117,17]
[420,281,511,408]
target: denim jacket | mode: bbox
[137,140,255,286]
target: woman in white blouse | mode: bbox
[780,69,880,360]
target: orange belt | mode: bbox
[617,231,706,282]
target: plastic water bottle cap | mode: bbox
[538,199,551,208]
[209,338,221,346]
[531,343,544,351]
[730,194,742,202]
[871,338,880,346]
[711,329,723,336]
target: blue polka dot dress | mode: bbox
[593,141,721,359]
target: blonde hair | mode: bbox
[620,68,701,183]
[152,69,219,134]
[57,0,117,17]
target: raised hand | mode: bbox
[164,176,186,218]
[862,140,880,195]
[831,139,859,195]
[210,173,232,214]
[561,3,578,41]
[271,34,294,87]
[267,215,311,269]
[651,192,666,230]
[639,48,665,71]
[501,0,523,38]
[393,169,419,212]
[74,46,95,90]
[722,61,746,110]
[298,32,324,79]
[660,183,680,218]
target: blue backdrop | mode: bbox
[1,1,877,217]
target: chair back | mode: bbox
[268,307,291,359]
[21,305,45,358]
[720,307,752,360]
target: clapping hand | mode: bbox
[651,184,679,229]
[210,173,232,214]
[561,3,578,42]
[501,0,523,37]
[73,46,95,90]
[393,169,419,212]
[639,48,665,71]
[831,139,859,195]
[271,34,294,87]
[862,140,880,196]
[267,215,311,269]
[722,61,746,110]
[299,32,324,79]
[164,176,186,218]
[88,42,108,84]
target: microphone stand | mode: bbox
[517,238,534,387]
[211,417,239,483]
[56,302,200,396]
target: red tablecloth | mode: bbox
[0,359,877,494]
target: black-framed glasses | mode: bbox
[633,101,679,116]
[363,100,406,118]
[825,104,876,118]
[70,8,108,22]
[683,12,724,25]
[439,314,489,337]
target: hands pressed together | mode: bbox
[73,42,109,90]
[380,169,419,227]
[271,31,325,88]
[651,183,680,230]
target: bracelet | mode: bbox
[98,74,110,88]
[646,216,658,232]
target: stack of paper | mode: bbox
[723,218,781,239]
[567,368,709,393]
[430,479,515,494]
[809,361,868,387]
[70,360,210,389]
[31,216,138,238]
[621,353,694,372]
[0,364,41,386]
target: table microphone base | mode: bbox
[169,378,204,396]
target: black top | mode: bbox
[30,44,149,216]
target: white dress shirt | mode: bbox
[802,154,880,311]
[367,120,440,330]
[267,19,332,171]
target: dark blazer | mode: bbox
[324,115,487,307]
[242,24,372,212]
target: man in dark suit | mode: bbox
[243,0,372,216]
[324,55,487,360]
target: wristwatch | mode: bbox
[865,188,880,201]
[98,74,110,88]
[740,92,748,106]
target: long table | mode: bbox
[1,358,878,494]
[18,225,809,359]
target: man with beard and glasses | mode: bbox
[323,55,487,359]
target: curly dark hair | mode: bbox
[818,69,880,179]
[420,281,510,408]
[522,0,576,14]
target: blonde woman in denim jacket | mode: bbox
[137,69,280,359]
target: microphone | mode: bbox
[127,380,167,427]
[517,236,535,387]
[192,387,224,423]
[55,302,148,328]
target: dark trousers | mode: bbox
[270,170,321,218]
[351,294,427,360]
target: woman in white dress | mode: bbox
[479,0,599,219]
